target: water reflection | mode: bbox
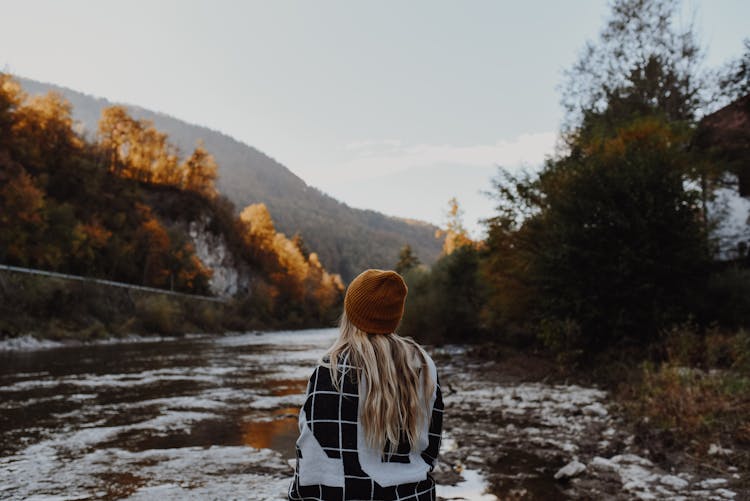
[242,407,299,454]
[269,379,307,397]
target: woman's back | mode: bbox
[288,269,444,501]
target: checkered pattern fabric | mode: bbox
[288,354,443,501]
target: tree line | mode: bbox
[396,0,750,364]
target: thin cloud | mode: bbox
[333,131,557,183]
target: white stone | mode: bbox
[700,478,728,488]
[660,474,689,490]
[589,456,616,472]
[715,488,737,499]
[708,443,733,456]
[582,402,608,417]
[554,460,586,480]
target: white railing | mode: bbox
[0,263,227,303]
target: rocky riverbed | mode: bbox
[432,345,744,500]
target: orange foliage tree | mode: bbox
[182,141,218,199]
[98,106,180,184]
[435,197,474,255]
[239,203,343,320]
[98,106,218,198]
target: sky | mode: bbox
[2,0,748,236]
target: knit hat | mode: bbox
[344,269,408,334]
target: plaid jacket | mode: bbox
[288,352,443,501]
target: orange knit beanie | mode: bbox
[344,269,408,334]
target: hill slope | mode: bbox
[19,77,442,281]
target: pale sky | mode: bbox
[2,1,748,236]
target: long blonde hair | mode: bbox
[326,313,434,457]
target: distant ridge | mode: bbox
[19,77,442,281]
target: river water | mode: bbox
[0,329,495,500]
[1,330,741,500]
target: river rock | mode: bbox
[700,478,728,488]
[554,460,586,481]
[589,456,616,472]
[660,474,688,490]
[708,443,733,456]
[582,402,608,417]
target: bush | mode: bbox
[399,246,486,344]
[185,302,224,333]
[135,295,181,335]
[662,324,750,373]
[625,362,749,437]
[617,327,750,458]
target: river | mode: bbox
[0,330,741,500]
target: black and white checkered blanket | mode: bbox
[288,354,443,501]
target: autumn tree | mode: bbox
[435,197,473,255]
[11,92,83,172]
[97,106,181,185]
[292,232,310,260]
[182,141,218,198]
[0,74,24,151]
[0,166,47,266]
[238,202,343,321]
[239,203,279,268]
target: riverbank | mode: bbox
[434,345,747,500]
[0,269,335,342]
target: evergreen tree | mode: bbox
[395,244,420,275]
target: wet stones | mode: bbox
[554,460,586,481]
[434,345,743,500]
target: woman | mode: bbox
[289,269,444,501]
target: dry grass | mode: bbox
[624,363,749,437]
[616,326,750,474]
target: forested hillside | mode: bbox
[0,74,343,337]
[18,78,442,281]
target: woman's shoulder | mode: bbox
[319,352,355,367]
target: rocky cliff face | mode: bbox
[188,216,251,298]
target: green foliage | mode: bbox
[399,245,486,344]
[484,117,710,355]
[395,244,420,275]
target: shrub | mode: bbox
[399,246,486,345]
[135,294,181,335]
[626,363,747,436]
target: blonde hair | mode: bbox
[325,313,434,457]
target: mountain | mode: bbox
[18,77,442,281]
